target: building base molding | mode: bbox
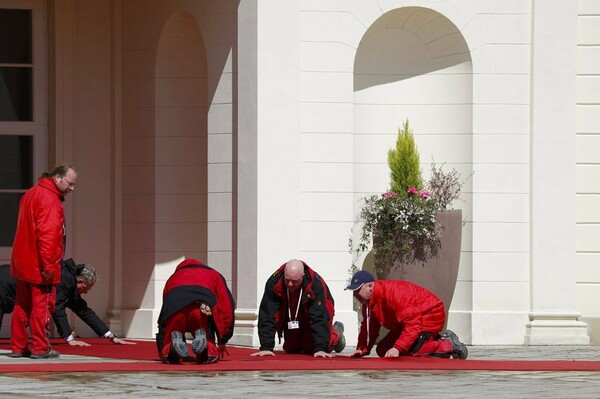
[229,308,260,347]
[106,309,123,337]
[525,311,590,345]
[120,308,160,339]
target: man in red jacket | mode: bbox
[251,259,346,358]
[10,164,78,359]
[156,259,235,364]
[347,270,468,359]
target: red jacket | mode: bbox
[11,178,64,285]
[158,259,235,344]
[358,280,446,353]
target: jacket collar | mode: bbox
[38,177,64,201]
[62,258,85,277]
[175,258,207,272]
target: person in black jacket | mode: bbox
[52,258,134,346]
[156,258,235,364]
[251,259,346,358]
[0,259,133,347]
[0,264,16,331]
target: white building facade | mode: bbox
[0,0,599,347]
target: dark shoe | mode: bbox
[206,355,218,364]
[30,349,60,359]
[201,355,218,364]
[332,321,346,353]
[9,350,31,358]
[170,331,189,359]
[192,329,207,356]
[441,330,468,359]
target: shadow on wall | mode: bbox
[354,6,470,91]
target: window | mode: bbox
[0,136,32,246]
[0,8,33,121]
[0,0,46,259]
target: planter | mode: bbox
[376,210,462,313]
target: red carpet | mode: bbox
[2,339,600,373]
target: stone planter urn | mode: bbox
[376,209,462,313]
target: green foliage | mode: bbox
[387,120,423,196]
[350,120,469,277]
[355,190,441,276]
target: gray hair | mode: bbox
[77,264,98,285]
[40,163,76,179]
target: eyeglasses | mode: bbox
[62,176,76,187]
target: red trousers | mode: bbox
[11,280,56,355]
[160,303,216,362]
[376,330,454,357]
[375,302,453,357]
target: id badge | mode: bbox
[288,320,300,330]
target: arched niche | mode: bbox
[352,6,474,310]
[120,10,209,337]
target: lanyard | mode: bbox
[287,288,302,321]
[366,304,371,345]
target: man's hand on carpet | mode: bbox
[350,349,367,358]
[251,350,275,357]
[313,351,334,358]
[218,344,229,359]
[112,337,136,345]
[384,348,400,358]
[69,339,91,347]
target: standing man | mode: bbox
[251,259,346,358]
[10,164,77,359]
[156,258,235,364]
[346,270,468,359]
[0,260,134,346]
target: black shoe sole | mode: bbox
[192,329,207,355]
[30,350,60,359]
[332,321,346,353]
[170,331,189,359]
[200,355,218,364]
[442,330,468,359]
[8,352,31,358]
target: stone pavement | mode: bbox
[1,345,600,398]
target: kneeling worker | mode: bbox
[53,259,134,346]
[156,258,235,364]
[251,259,346,358]
[347,270,468,359]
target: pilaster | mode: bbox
[527,0,589,345]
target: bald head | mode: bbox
[284,259,304,293]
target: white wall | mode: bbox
[34,0,600,346]
[297,0,534,345]
[576,0,600,344]
[120,0,237,338]
[468,1,532,344]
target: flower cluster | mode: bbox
[353,187,441,276]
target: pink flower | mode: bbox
[407,187,419,195]
[420,191,430,199]
[382,192,398,198]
